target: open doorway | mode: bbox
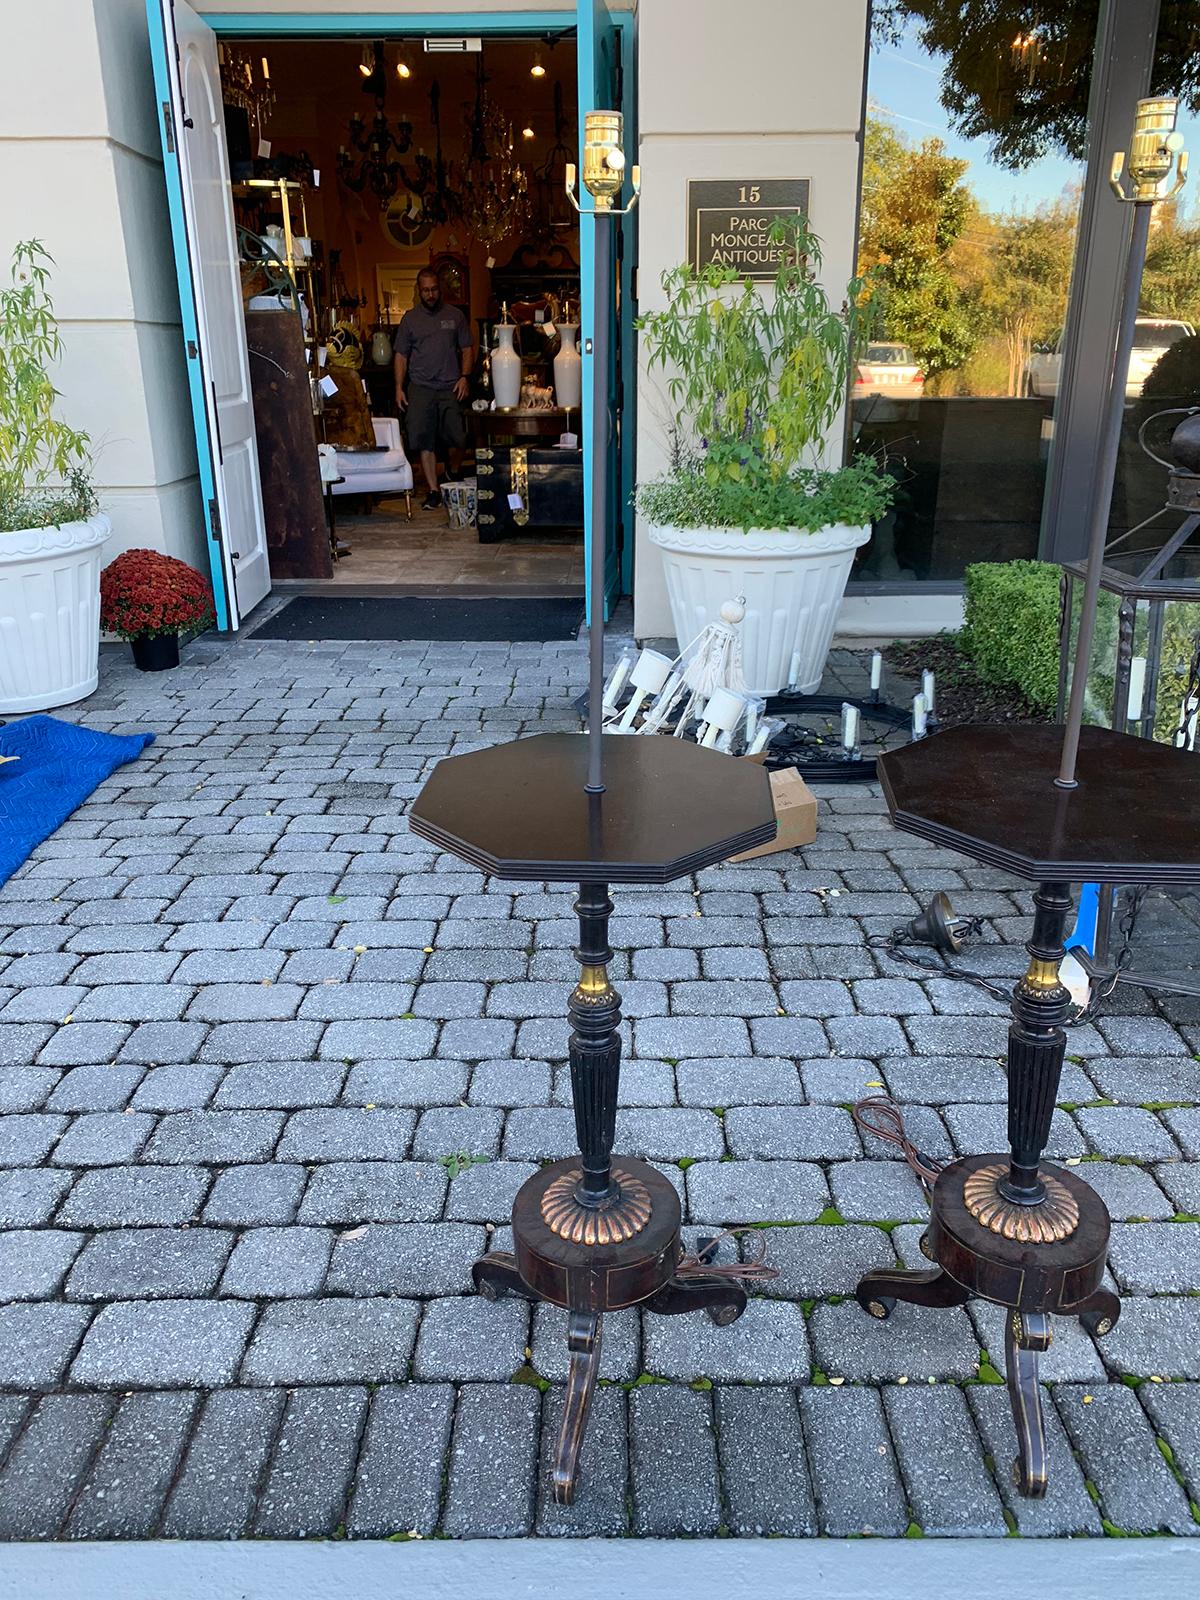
[225,33,584,597]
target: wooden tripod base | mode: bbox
[855,1153,1120,1497]
[472,1155,748,1505]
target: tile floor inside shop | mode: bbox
[327,495,585,592]
[0,633,1199,1543]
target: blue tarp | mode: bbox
[0,715,154,888]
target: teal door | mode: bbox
[576,0,629,621]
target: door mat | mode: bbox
[249,596,584,643]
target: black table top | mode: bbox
[879,723,1200,884]
[408,733,777,883]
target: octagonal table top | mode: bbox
[879,724,1200,885]
[409,733,776,883]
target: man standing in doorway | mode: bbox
[393,268,474,510]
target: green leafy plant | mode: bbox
[0,240,96,533]
[961,559,1061,709]
[635,214,892,533]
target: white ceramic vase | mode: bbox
[648,519,871,695]
[553,323,582,411]
[0,513,111,711]
[491,324,521,409]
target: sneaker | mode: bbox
[422,491,441,511]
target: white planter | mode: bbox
[648,519,870,695]
[0,513,110,712]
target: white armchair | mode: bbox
[331,416,414,520]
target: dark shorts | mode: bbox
[406,384,467,453]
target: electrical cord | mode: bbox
[867,918,1012,1001]
[675,1226,780,1285]
[850,1096,943,1191]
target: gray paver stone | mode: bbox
[441,1383,540,1539]
[756,1221,896,1299]
[1097,1295,1200,1378]
[828,1160,928,1222]
[0,1228,84,1299]
[254,1386,368,1538]
[1141,1382,1200,1504]
[1108,1222,1200,1293]
[810,1299,982,1381]
[0,1167,73,1226]
[327,1222,485,1297]
[412,1106,502,1159]
[0,1302,93,1389]
[215,1062,345,1110]
[203,1164,306,1226]
[0,1394,115,1539]
[70,1299,256,1388]
[675,1057,802,1107]
[59,1164,210,1227]
[47,1064,145,1113]
[716,1386,817,1536]
[725,1104,860,1160]
[686,1159,829,1223]
[800,1385,909,1536]
[644,1298,810,1382]
[144,1109,284,1164]
[629,1384,721,1537]
[297,1161,446,1225]
[66,1390,198,1540]
[241,1297,420,1385]
[220,1227,332,1298]
[277,1107,415,1163]
[443,1159,538,1222]
[347,1383,455,1537]
[883,1383,1008,1536]
[51,1111,155,1167]
[413,1293,528,1380]
[161,1389,286,1538]
[1054,1382,1197,1534]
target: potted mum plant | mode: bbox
[100,549,214,672]
[0,239,109,712]
[637,215,892,694]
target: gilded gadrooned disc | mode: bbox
[540,1166,653,1245]
[963,1160,1080,1243]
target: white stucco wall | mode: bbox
[0,0,207,569]
[632,0,870,638]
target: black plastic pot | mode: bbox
[130,633,180,672]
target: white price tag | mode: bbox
[507,493,524,511]
[312,169,321,187]
[486,255,495,269]
[558,431,578,449]
[257,139,271,158]
[319,374,338,398]
[543,322,556,338]
[318,346,327,368]
[534,309,545,323]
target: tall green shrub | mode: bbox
[961,559,1061,709]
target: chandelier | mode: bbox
[532,81,576,239]
[336,43,414,206]
[456,58,530,248]
[401,81,461,227]
[219,45,274,141]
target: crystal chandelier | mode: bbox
[219,45,274,141]
[456,58,530,247]
[336,43,414,206]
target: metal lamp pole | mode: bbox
[566,113,640,793]
[1058,98,1189,788]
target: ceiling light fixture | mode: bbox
[530,44,547,78]
[358,43,373,78]
[522,126,535,140]
[395,47,413,79]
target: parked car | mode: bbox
[854,342,924,398]
[1025,316,1196,398]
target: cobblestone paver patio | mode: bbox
[0,631,1199,1542]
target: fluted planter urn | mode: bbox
[648,519,870,695]
[0,513,110,711]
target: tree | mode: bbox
[1141,204,1200,326]
[857,118,978,376]
[872,2,1200,171]
[984,202,1078,394]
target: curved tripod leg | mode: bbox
[1076,1285,1121,1338]
[855,1265,971,1321]
[553,1311,602,1506]
[472,1251,536,1302]
[1006,1310,1052,1499]
[644,1274,748,1327]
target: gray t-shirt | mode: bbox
[393,301,472,390]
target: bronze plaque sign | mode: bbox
[686,179,810,278]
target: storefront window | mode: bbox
[850,3,1091,582]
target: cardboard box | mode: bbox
[731,766,817,860]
